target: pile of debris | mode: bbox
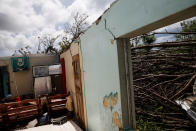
[18,121,82,131]
[131,40,196,130]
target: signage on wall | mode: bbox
[10,56,29,72]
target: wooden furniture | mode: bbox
[0,99,41,126]
[46,93,70,116]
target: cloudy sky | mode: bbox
[0,0,195,57]
[0,0,115,56]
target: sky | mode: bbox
[0,0,115,56]
[0,0,195,57]
[153,16,196,43]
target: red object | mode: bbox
[16,96,21,102]
[61,58,67,94]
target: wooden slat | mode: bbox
[0,98,40,125]
[19,110,38,117]
[49,101,66,107]
[48,94,69,100]
[51,106,66,110]
[7,105,38,114]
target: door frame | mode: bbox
[0,66,11,98]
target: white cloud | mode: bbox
[154,16,196,33]
[1,0,196,57]
[155,35,176,43]
[0,0,115,56]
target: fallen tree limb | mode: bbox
[134,74,179,82]
[134,85,178,106]
[150,73,195,89]
[170,75,196,100]
[132,41,196,129]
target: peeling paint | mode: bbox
[103,92,118,111]
[112,112,122,128]
[110,92,118,107]
[110,39,114,44]
[103,96,110,108]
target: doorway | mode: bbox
[0,66,11,99]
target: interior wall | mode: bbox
[60,43,87,129]
[60,45,78,116]
[0,55,59,97]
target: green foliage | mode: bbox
[155,106,163,112]
[130,34,156,47]
[142,34,156,45]
[136,116,165,131]
[176,20,196,41]
[181,20,196,32]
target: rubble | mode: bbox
[17,121,82,131]
[25,119,38,129]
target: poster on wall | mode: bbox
[10,56,29,72]
[33,66,49,78]
[49,64,62,75]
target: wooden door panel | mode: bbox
[72,55,85,128]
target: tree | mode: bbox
[12,12,89,56]
[37,35,59,55]
[12,45,31,56]
[130,33,156,47]
[59,12,89,53]
[142,34,156,45]
[176,20,196,41]
[130,36,141,47]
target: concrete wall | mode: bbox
[79,0,196,131]
[101,0,196,38]
[0,55,59,97]
[60,43,87,129]
[80,20,122,131]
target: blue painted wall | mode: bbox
[80,20,122,131]
[101,0,196,38]
[80,0,196,130]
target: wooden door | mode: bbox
[72,54,85,128]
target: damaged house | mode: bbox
[0,55,60,98]
[0,0,196,131]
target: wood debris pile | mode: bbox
[131,41,196,129]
